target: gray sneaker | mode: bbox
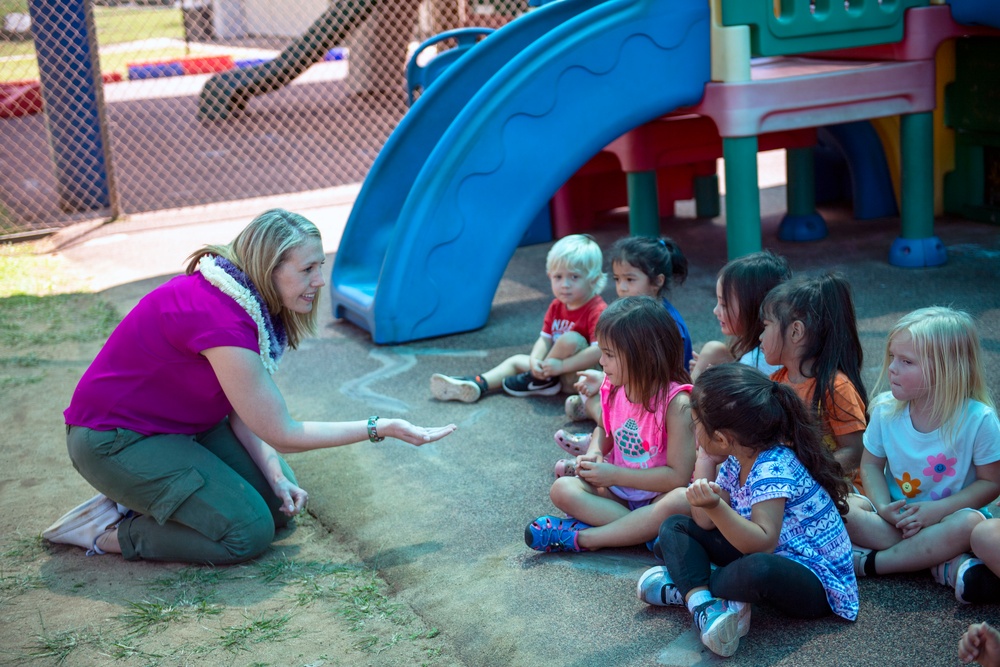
[726,599,751,638]
[692,598,740,657]
[637,566,685,606]
[430,374,482,403]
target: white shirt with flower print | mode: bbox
[863,394,1000,503]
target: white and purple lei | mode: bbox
[197,255,287,375]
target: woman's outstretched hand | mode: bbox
[381,419,457,446]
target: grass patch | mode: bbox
[0,5,189,82]
[336,578,403,628]
[27,626,98,664]
[219,612,298,652]
[118,594,224,636]
[1,534,45,562]
[0,243,118,346]
[0,293,119,346]
[94,5,185,47]
[0,243,81,296]
[148,565,235,599]
[0,45,205,83]
[118,599,188,636]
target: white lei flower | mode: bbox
[197,256,280,375]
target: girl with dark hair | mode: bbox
[638,364,857,657]
[525,296,695,553]
[759,272,868,485]
[689,250,791,381]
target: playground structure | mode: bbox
[14,0,1000,342]
[328,0,1000,344]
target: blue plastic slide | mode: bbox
[818,121,898,221]
[948,0,1000,29]
[331,0,710,343]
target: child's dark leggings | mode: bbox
[658,515,833,619]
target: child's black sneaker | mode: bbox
[502,371,559,397]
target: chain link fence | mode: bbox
[0,0,530,239]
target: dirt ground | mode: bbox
[0,272,462,667]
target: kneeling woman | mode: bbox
[46,209,456,565]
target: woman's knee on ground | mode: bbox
[217,513,276,564]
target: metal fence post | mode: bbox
[27,0,117,215]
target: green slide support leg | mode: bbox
[722,136,762,259]
[627,170,660,237]
[778,146,827,241]
[694,173,720,218]
[890,111,946,267]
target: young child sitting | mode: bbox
[759,273,869,487]
[844,307,1000,586]
[524,296,695,553]
[689,250,791,381]
[429,234,607,402]
[640,364,857,658]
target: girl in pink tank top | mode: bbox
[525,296,696,553]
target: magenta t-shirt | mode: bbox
[64,273,260,435]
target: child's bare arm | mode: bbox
[832,431,863,478]
[528,336,552,377]
[859,449,901,519]
[689,480,783,554]
[546,344,601,377]
[690,448,726,529]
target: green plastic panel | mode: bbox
[720,0,931,56]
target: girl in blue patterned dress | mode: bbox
[638,363,857,658]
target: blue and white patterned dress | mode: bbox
[717,446,859,621]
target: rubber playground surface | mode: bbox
[43,191,1000,666]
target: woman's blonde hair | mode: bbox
[186,209,322,349]
[876,306,993,445]
[545,234,606,296]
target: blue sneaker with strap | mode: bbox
[525,515,590,552]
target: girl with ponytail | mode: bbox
[637,363,857,658]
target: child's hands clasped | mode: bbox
[539,358,564,378]
[882,499,949,539]
[576,458,614,487]
[687,478,724,509]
